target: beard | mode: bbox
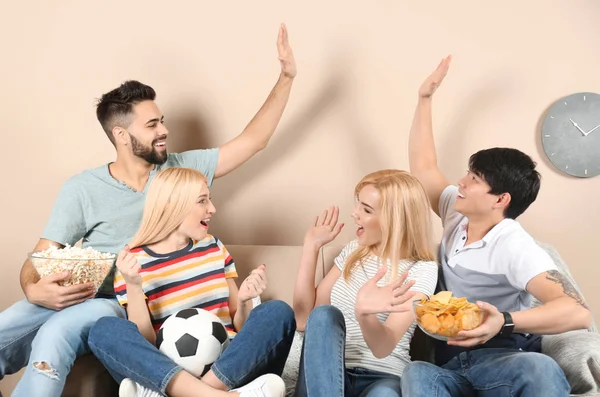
[129,133,168,165]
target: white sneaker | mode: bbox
[230,374,285,397]
[119,378,163,397]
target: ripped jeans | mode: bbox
[0,297,125,397]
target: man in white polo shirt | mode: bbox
[401,56,592,397]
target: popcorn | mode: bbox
[29,245,116,290]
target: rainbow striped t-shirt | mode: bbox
[113,235,238,338]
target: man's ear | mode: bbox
[112,127,128,145]
[495,192,512,210]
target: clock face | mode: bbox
[541,92,600,178]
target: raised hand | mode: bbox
[419,55,452,98]
[304,206,345,250]
[277,23,297,79]
[239,264,268,303]
[116,246,142,287]
[355,266,416,316]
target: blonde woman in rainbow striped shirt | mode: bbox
[88,168,295,397]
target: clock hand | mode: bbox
[585,124,600,136]
[569,118,587,136]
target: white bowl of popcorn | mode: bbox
[28,245,116,291]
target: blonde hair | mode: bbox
[129,168,208,248]
[343,169,436,281]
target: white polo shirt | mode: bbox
[438,185,557,312]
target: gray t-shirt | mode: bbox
[41,149,219,295]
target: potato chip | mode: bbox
[420,312,441,334]
[430,291,452,305]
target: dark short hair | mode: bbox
[468,147,541,219]
[96,80,156,144]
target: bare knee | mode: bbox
[33,361,59,380]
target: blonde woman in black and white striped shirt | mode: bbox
[293,169,438,397]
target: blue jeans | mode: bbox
[0,297,125,397]
[88,300,296,394]
[295,305,402,397]
[401,348,571,397]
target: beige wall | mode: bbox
[2,0,600,393]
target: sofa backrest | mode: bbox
[227,245,325,305]
[322,244,344,274]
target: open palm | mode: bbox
[277,23,297,78]
[355,266,415,315]
[305,206,344,249]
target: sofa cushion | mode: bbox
[282,331,304,397]
[62,354,118,397]
[543,330,600,396]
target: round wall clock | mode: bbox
[541,92,600,178]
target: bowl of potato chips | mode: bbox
[413,291,484,341]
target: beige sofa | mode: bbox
[8,243,596,397]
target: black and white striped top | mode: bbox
[330,239,438,378]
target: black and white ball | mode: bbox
[156,308,230,378]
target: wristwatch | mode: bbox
[499,312,515,336]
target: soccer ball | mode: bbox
[156,308,230,378]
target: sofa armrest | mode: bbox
[543,330,600,395]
